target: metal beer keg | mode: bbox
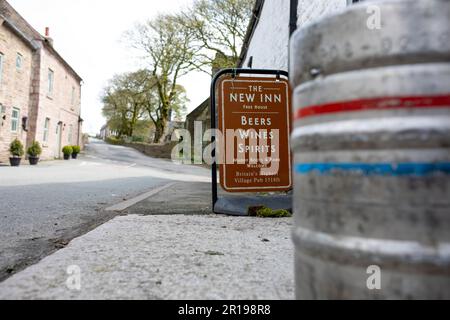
[290,0,450,299]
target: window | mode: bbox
[16,53,23,70]
[43,118,50,142]
[71,86,76,105]
[68,124,73,144]
[48,69,54,95]
[11,108,20,132]
[0,53,4,85]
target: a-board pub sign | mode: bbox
[218,76,292,193]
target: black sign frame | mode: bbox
[210,68,292,216]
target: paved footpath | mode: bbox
[0,139,209,282]
[0,180,295,300]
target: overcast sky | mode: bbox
[9,0,211,135]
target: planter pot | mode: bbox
[63,154,71,160]
[28,157,40,165]
[9,157,22,167]
[72,153,78,159]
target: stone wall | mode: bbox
[32,45,82,160]
[186,99,210,138]
[242,0,291,71]
[0,0,82,163]
[297,0,348,28]
[0,21,33,163]
[122,142,178,160]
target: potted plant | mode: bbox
[9,139,24,167]
[62,146,73,160]
[27,141,42,165]
[71,145,81,159]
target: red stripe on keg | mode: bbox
[295,95,450,120]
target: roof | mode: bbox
[0,0,42,41]
[0,14,39,50]
[237,0,265,68]
[186,98,210,120]
[42,40,83,82]
[0,0,82,82]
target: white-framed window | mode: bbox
[11,108,20,132]
[48,69,54,95]
[0,53,4,85]
[16,53,23,70]
[43,118,50,142]
[68,124,73,144]
[71,86,76,105]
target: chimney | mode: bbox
[44,27,54,46]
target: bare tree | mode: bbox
[102,69,187,143]
[179,0,255,73]
[127,14,198,143]
[101,74,146,137]
[132,70,188,143]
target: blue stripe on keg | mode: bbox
[295,163,450,176]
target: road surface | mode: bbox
[0,139,209,281]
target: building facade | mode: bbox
[0,0,82,163]
[238,0,366,70]
[186,0,366,156]
[0,12,33,162]
[185,98,211,161]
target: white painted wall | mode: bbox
[242,0,350,72]
[297,0,348,28]
[243,0,291,71]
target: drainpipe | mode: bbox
[288,0,299,73]
[289,0,299,36]
[77,116,84,147]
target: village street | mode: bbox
[0,139,294,299]
[0,139,210,281]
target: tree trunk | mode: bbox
[153,121,166,144]
[129,127,134,137]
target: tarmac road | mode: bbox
[0,139,210,281]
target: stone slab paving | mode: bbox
[0,214,294,300]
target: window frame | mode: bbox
[16,53,23,71]
[0,53,4,85]
[71,86,76,106]
[68,124,73,144]
[48,68,54,96]
[11,107,20,132]
[43,117,50,142]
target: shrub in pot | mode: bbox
[9,139,24,167]
[27,141,42,165]
[71,145,81,159]
[62,146,73,160]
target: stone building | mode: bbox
[99,124,113,141]
[0,8,33,163]
[0,0,82,163]
[185,98,210,151]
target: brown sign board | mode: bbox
[217,76,292,193]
